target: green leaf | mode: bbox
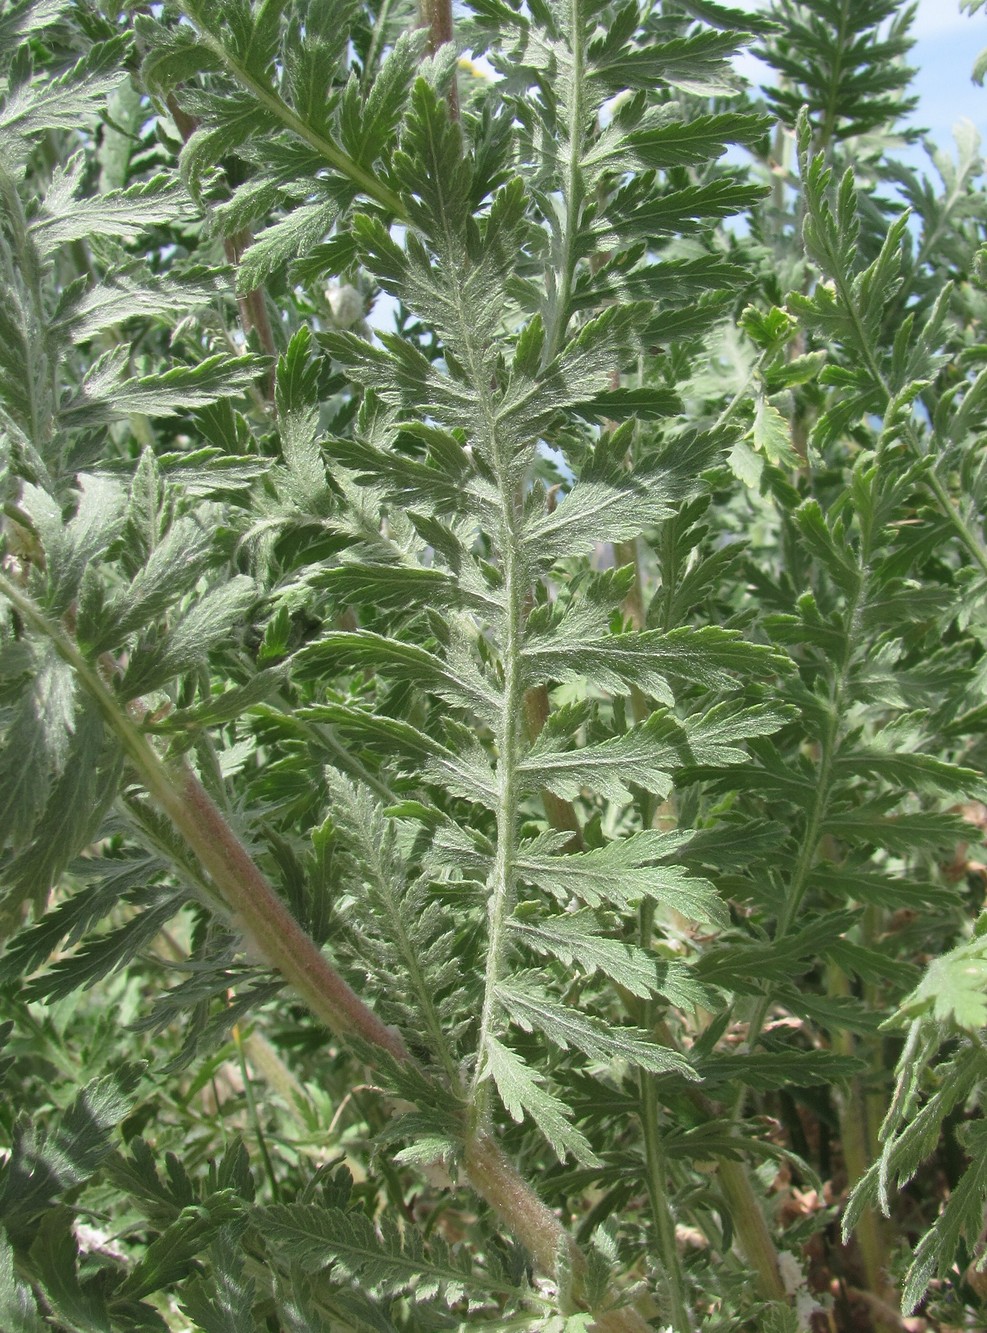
[523,625,784,705]
[696,1050,866,1091]
[32,168,188,257]
[674,0,778,33]
[902,1120,987,1314]
[85,517,215,651]
[338,29,422,167]
[496,979,698,1078]
[696,910,858,989]
[394,78,472,234]
[0,1231,44,1333]
[121,576,257,699]
[894,936,987,1031]
[0,0,74,48]
[255,1201,502,1302]
[0,38,129,168]
[31,1208,132,1332]
[0,698,122,927]
[509,910,715,1008]
[516,831,727,925]
[52,271,223,345]
[571,387,681,422]
[821,807,971,854]
[64,352,264,425]
[749,396,800,470]
[740,304,797,352]
[161,666,289,728]
[0,852,162,983]
[293,630,500,722]
[685,702,795,764]
[589,28,745,97]
[518,711,685,802]
[178,99,274,202]
[273,325,331,512]
[179,1230,256,1333]
[0,1066,143,1234]
[24,888,182,1002]
[0,644,75,848]
[317,563,479,613]
[485,1035,601,1165]
[625,113,769,170]
[21,475,125,615]
[606,178,765,243]
[137,18,219,94]
[236,196,341,294]
[522,475,677,562]
[845,1047,985,1233]
[118,1193,244,1300]
[833,743,987,801]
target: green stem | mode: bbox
[363,0,396,87]
[470,464,526,1116]
[543,0,586,364]
[818,0,851,150]
[418,0,459,117]
[740,560,867,1064]
[827,960,892,1315]
[0,165,55,464]
[234,1019,282,1201]
[639,900,693,1332]
[717,1159,787,1303]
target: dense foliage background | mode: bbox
[3,0,987,1328]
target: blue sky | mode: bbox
[734,0,987,162]
[907,1,986,150]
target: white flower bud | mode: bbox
[326,283,364,329]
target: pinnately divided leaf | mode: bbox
[516,831,727,925]
[485,1035,601,1166]
[255,1200,501,1303]
[496,978,699,1079]
[509,910,716,1009]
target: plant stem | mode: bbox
[418,0,459,117]
[470,457,526,1116]
[167,95,278,393]
[542,0,586,364]
[639,899,694,1331]
[0,572,409,1062]
[717,1159,787,1302]
[173,766,411,1060]
[0,572,653,1328]
[827,961,892,1319]
[464,1133,653,1332]
[740,559,866,1065]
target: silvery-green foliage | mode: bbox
[2,0,987,1326]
